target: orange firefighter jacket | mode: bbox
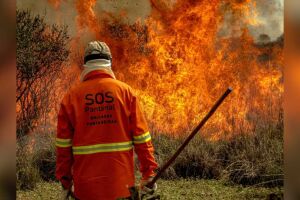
[56,70,158,200]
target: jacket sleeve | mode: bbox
[130,93,158,181]
[56,93,74,189]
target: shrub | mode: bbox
[17,129,57,190]
[31,131,56,181]
[16,9,70,138]
[16,139,40,190]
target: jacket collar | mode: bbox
[83,70,115,82]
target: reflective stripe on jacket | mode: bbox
[55,70,158,200]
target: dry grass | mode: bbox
[152,126,283,186]
[16,139,40,190]
[17,132,56,190]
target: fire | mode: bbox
[75,0,100,36]
[48,0,283,139]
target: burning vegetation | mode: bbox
[47,0,283,139]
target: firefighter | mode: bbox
[56,41,158,200]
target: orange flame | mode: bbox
[75,0,100,36]
[48,0,283,139]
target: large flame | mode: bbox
[48,0,283,139]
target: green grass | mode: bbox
[17,179,283,200]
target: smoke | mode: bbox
[47,0,64,9]
[96,0,151,24]
[17,0,151,37]
[17,0,283,41]
[17,0,78,35]
[218,0,283,41]
[250,0,284,41]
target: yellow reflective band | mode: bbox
[72,141,133,155]
[56,138,72,148]
[133,131,151,144]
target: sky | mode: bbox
[16,0,284,41]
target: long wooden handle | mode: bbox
[147,87,233,187]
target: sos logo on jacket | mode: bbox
[85,91,114,105]
[84,91,117,126]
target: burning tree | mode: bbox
[16,10,70,138]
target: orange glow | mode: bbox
[75,0,100,36]
[47,0,283,139]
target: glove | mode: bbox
[140,178,160,200]
[60,188,69,200]
[60,184,74,200]
[140,177,158,193]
